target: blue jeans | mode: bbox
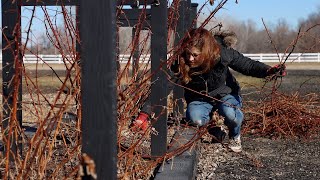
[186,94,244,138]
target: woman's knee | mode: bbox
[186,107,210,126]
[218,95,243,126]
[187,109,206,126]
[186,101,213,126]
[219,106,244,127]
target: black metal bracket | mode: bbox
[117,0,160,8]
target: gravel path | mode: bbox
[197,135,320,180]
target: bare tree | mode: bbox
[296,11,320,52]
[271,19,295,53]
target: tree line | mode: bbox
[218,10,320,53]
[24,8,320,55]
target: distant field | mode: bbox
[0,62,319,71]
[22,63,68,71]
[235,68,320,98]
[0,62,318,94]
[265,62,320,70]
[120,62,320,70]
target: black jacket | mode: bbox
[182,44,271,104]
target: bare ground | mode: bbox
[1,64,320,179]
[197,135,320,180]
[196,69,320,180]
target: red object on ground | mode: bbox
[132,111,149,131]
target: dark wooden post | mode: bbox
[173,0,191,119]
[80,1,117,179]
[150,0,168,157]
[191,3,198,28]
[132,26,140,76]
[75,6,82,140]
[2,0,22,157]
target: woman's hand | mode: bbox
[267,64,287,77]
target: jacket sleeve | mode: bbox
[222,47,271,78]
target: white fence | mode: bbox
[0,53,320,64]
[0,54,65,64]
[118,53,320,64]
[243,53,320,63]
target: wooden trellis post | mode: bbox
[2,0,118,178]
[2,0,22,157]
[1,0,79,160]
[80,1,117,179]
[150,0,168,157]
[173,1,198,119]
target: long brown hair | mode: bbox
[178,28,220,84]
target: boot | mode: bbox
[208,126,227,143]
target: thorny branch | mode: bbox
[0,1,319,179]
